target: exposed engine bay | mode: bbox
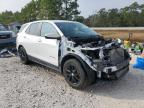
[80,39,130,66]
[60,36,130,79]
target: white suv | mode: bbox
[17,20,130,89]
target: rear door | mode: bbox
[22,22,42,58]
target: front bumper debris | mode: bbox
[102,66,129,79]
[103,59,129,73]
[95,59,130,78]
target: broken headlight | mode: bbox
[81,49,100,59]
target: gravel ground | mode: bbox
[0,57,144,108]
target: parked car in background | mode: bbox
[17,20,130,89]
[0,24,16,48]
[9,22,21,34]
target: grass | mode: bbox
[93,28,144,42]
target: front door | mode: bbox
[36,22,60,66]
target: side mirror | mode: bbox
[44,34,61,40]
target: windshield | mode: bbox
[0,25,7,31]
[55,22,99,38]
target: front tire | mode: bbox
[63,59,88,89]
[18,46,29,64]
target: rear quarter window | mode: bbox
[19,24,28,33]
[25,25,30,34]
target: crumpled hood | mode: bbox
[68,36,114,49]
[69,36,103,45]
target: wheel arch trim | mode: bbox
[61,53,97,83]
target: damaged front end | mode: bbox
[60,36,130,79]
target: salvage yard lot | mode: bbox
[0,57,144,108]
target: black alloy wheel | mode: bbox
[65,64,80,85]
[18,47,29,64]
[63,59,88,89]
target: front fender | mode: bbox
[61,53,97,84]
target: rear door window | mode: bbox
[27,22,42,36]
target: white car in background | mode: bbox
[17,20,130,89]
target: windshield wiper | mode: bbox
[72,36,80,38]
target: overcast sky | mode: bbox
[0,0,143,17]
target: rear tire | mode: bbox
[63,59,88,89]
[18,46,29,64]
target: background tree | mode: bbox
[86,2,144,27]
[46,0,63,20]
[0,1,144,27]
[0,11,15,25]
[74,16,85,23]
[61,0,80,20]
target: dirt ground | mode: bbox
[0,57,144,108]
